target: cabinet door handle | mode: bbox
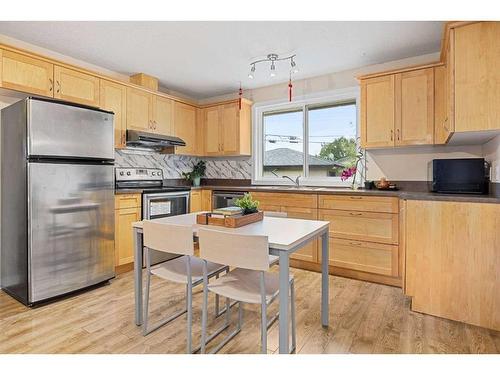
[396,129,400,141]
[154,121,157,130]
[48,78,53,92]
[390,129,393,141]
[349,212,363,216]
[444,118,449,132]
[56,80,61,93]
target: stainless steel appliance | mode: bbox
[126,129,186,150]
[1,98,115,306]
[115,167,190,265]
[212,191,248,209]
[430,158,489,194]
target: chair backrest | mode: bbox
[198,227,269,271]
[143,221,194,256]
[264,211,288,218]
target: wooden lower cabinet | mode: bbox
[251,192,318,209]
[319,194,398,213]
[190,190,202,212]
[201,189,212,211]
[318,194,401,287]
[319,209,398,245]
[281,206,318,263]
[329,238,398,277]
[252,192,318,263]
[115,194,141,273]
[190,189,212,212]
[405,200,500,331]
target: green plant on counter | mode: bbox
[234,193,260,215]
[182,160,206,186]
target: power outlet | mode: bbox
[490,160,500,183]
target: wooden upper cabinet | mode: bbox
[152,96,173,136]
[434,65,451,144]
[54,65,99,107]
[205,105,222,155]
[202,100,252,157]
[454,22,500,132]
[126,87,152,132]
[395,68,434,146]
[360,75,395,148]
[0,50,54,97]
[100,79,127,148]
[221,103,240,155]
[174,101,197,155]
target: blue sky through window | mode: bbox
[263,103,356,157]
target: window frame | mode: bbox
[252,87,360,187]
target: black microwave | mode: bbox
[430,158,489,194]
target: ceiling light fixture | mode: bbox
[248,53,298,80]
[248,64,255,79]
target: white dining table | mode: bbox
[132,212,330,354]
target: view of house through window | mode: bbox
[263,109,304,178]
[261,101,357,181]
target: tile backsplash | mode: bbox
[115,149,252,180]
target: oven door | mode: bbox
[142,191,190,266]
[143,191,190,220]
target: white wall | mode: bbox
[365,145,484,181]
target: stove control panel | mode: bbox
[115,168,164,181]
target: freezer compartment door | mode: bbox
[28,99,114,160]
[28,162,115,303]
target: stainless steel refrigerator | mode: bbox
[1,98,115,305]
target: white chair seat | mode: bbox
[151,256,226,284]
[207,268,293,304]
[268,255,279,266]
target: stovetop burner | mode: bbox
[115,167,191,194]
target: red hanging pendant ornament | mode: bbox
[288,73,293,102]
[238,82,243,110]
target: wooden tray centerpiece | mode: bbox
[196,210,263,228]
[196,193,263,228]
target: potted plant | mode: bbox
[234,193,260,215]
[182,160,206,187]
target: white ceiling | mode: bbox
[0,21,444,99]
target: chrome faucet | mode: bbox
[270,169,301,187]
[282,175,301,187]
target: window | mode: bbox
[253,88,359,186]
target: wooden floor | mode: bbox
[1,267,499,354]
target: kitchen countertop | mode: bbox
[190,184,500,204]
[115,183,500,203]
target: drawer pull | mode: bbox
[349,242,362,246]
[349,212,363,216]
[349,196,363,199]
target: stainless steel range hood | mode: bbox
[126,129,186,149]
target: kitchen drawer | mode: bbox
[329,238,398,277]
[115,194,142,210]
[318,194,398,213]
[319,209,398,245]
[251,192,317,209]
